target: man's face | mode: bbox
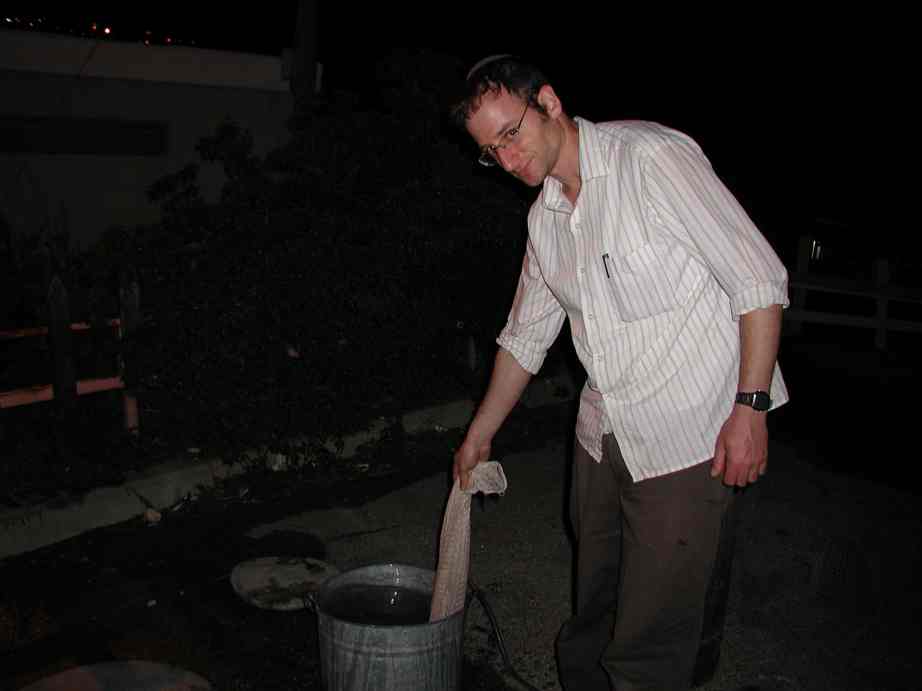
[465,87,557,187]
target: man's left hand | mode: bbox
[711,405,768,487]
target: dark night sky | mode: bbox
[323,8,906,257]
[7,5,299,53]
[8,5,909,256]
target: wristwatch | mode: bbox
[735,390,772,412]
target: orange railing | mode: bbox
[0,269,140,434]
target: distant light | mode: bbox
[90,22,97,32]
[165,36,172,44]
[104,26,111,35]
[811,240,823,261]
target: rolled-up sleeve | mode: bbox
[496,235,566,374]
[642,134,789,319]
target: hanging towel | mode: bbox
[430,461,507,622]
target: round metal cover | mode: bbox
[18,660,211,691]
[231,556,339,611]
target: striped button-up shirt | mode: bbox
[497,119,789,481]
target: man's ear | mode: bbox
[537,84,564,119]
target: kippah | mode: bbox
[466,54,514,80]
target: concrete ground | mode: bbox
[244,436,920,691]
[3,430,919,690]
[1,338,920,690]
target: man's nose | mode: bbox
[495,145,519,172]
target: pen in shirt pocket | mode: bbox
[602,253,611,278]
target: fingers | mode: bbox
[453,442,485,492]
[453,460,470,490]
[747,456,768,484]
[726,455,768,488]
[710,449,725,479]
[742,466,757,486]
[725,463,754,487]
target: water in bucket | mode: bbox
[321,583,431,626]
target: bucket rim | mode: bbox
[314,562,466,629]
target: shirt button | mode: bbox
[587,313,595,320]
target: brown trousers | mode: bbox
[556,435,732,691]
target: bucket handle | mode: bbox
[304,590,318,613]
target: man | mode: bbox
[450,55,789,691]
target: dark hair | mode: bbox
[449,55,550,128]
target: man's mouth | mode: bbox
[514,158,531,177]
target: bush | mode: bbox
[63,50,534,470]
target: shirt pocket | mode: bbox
[606,239,699,322]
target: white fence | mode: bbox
[784,236,922,350]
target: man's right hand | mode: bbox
[453,434,492,491]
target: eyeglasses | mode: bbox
[478,102,529,167]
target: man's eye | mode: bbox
[505,127,520,140]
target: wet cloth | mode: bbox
[430,461,507,622]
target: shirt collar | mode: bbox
[540,117,610,212]
[575,117,610,181]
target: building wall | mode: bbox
[0,30,293,249]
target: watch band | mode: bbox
[735,390,772,411]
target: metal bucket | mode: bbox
[314,563,465,691]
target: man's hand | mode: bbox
[711,405,768,487]
[453,434,492,491]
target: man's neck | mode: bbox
[550,116,581,204]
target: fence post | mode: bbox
[90,285,109,380]
[874,258,889,351]
[47,274,77,459]
[119,264,141,435]
[788,235,813,337]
